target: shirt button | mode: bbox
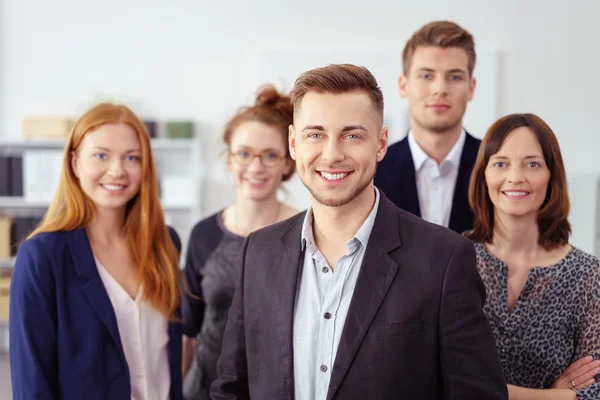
[324,312,331,319]
[320,365,328,372]
[322,267,329,273]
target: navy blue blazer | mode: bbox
[374,131,481,234]
[9,227,184,400]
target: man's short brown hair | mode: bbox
[290,63,384,123]
[403,20,476,76]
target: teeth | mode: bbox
[102,184,125,191]
[320,172,349,181]
[504,191,528,197]
[248,179,266,184]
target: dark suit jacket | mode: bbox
[211,192,507,400]
[374,131,481,234]
[9,227,184,400]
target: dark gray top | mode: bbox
[472,242,600,399]
[182,211,245,396]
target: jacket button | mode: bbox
[324,312,331,319]
[322,267,329,273]
[320,365,328,372]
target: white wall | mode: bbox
[2,0,600,249]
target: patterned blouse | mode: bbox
[472,242,600,399]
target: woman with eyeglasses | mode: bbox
[181,85,300,399]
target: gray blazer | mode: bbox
[211,192,508,400]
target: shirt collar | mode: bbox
[301,187,381,252]
[408,128,466,172]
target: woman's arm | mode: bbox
[9,239,59,399]
[182,335,197,378]
[567,258,600,400]
[508,385,576,400]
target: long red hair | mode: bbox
[28,103,180,320]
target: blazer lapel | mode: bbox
[327,194,402,400]
[66,228,126,361]
[449,132,480,233]
[168,320,183,399]
[275,213,306,400]
[394,137,421,217]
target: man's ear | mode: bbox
[377,126,389,163]
[289,124,296,161]
[398,74,409,98]
[468,76,477,102]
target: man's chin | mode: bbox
[416,117,462,134]
[314,195,352,208]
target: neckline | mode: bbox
[95,258,143,305]
[477,242,575,272]
[218,202,283,239]
[216,210,246,240]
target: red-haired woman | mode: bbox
[9,103,184,399]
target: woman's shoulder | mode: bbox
[567,245,599,262]
[564,245,600,274]
[279,204,303,221]
[460,232,486,254]
[190,211,224,237]
[21,229,71,256]
[187,211,228,256]
[12,229,74,283]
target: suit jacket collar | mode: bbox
[448,132,480,233]
[65,228,182,398]
[408,128,466,173]
[274,213,306,399]
[274,193,403,399]
[66,228,129,375]
[326,193,402,399]
[391,137,421,217]
[395,130,480,232]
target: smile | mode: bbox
[319,171,350,181]
[101,184,127,192]
[502,190,530,197]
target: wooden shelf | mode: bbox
[0,138,196,152]
[0,197,49,209]
[0,196,192,211]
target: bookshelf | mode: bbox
[0,137,194,151]
[0,137,205,269]
[0,196,192,211]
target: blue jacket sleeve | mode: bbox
[9,238,59,400]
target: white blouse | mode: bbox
[96,259,171,400]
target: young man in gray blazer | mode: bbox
[211,63,507,400]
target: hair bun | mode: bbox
[255,85,281,107]
[254,85,293,119]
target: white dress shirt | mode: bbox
[293,188,380,400]
[408,129,466,228]
[96,259,171,400]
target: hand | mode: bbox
[551,356,600,391]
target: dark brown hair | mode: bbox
[223,85,295,181]
[466,113,571,249]
[290,63,384,123]
[403,20,476,76]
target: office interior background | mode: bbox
[0,0,599,397]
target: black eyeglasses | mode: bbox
[229,149,286,167]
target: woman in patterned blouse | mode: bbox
[465,113,600,400]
